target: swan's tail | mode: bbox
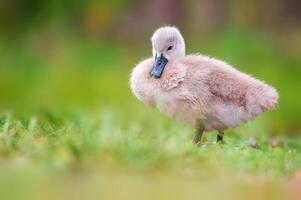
[246,84,278,117]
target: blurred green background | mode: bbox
[0,0,301,133]
[0,0,301,199]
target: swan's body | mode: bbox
[130,26,278,143]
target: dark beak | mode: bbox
[151,54,168,78]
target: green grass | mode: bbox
[0,31,301,199]
[0,110,300,200]
[1,110,301,174]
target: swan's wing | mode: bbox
[205,65,278,127]
[206,67,249,107]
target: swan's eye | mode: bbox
[167,46,173,51]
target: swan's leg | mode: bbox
[193,119,204,144]
[217,130,224,143]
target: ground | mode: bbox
[0,111,301,200]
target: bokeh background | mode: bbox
[1,0,301,133]
[0,0,301,199]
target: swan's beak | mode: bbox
[151,54,168,78]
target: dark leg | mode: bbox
[193,119,204,144]
[217,130,224,143]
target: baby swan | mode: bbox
[130,26,278,144]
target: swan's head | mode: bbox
[150,26,185,78]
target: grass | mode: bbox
[0,110,300,200]
[1,110,301,174]
[0,31,301,199]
